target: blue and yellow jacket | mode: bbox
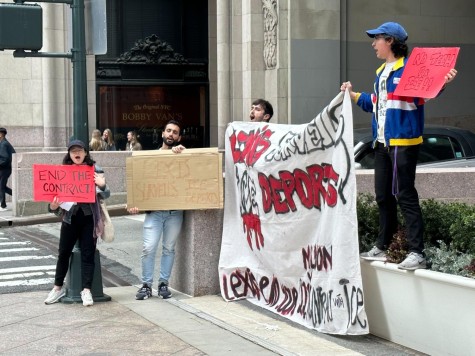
[354,57,427,147]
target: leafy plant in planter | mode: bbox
[424,241,473,277]
[420,199,455,247]
[356,194,475,278]
[386,229,408,264]
[448,211,475,255]
[464,259,475,277]
[356,193,380,252]
[421,199,475,253]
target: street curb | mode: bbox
[0,204,128,228]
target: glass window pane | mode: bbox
[98,85,206,150]
[420,135,455,162]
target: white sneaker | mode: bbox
[80,290,94,306]
[398,252,427,270]
[360,246,387,261]
[0,207,8,212]
[44,287,65,304]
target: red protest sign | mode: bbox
[33,164,96,203]
[394,47,459,98]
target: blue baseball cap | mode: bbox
[366,22,408,42]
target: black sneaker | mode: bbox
[158,282,172,299]
[135,283,152,300]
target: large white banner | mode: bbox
[219,92,368,335]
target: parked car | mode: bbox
[417,157,475,169]
[354,125,475,169]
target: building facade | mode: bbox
[1,0,474,151]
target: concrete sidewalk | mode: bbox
[0,285,423,355]
[0,208,423,355]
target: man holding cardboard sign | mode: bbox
[128,120,186,300]
[340,22,457,271]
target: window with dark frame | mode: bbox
[95,0,209,150]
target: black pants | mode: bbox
[54,209,96,289]
[374,143,424,254]
[0,167,12,208]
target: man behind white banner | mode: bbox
[219,91,369,335]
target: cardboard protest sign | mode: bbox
[394,47,459,98]
[219,92,369,335]
[126,148,223,210]
[33,164,96,203]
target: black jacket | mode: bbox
[0,139,16,168]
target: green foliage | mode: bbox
[425,241,473,278]
[420,199,455,246]
[421,199,475,254]
[357,194,475,278]
[356,193,379,252]
[449,212,475,255]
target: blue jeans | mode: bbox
[141,210,183,286]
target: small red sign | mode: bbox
[33,164,96,203]
[394,47,460,98]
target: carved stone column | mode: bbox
[262,0,277,69]
[42,3,71,150]
[216,0,231,149]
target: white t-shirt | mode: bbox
[377,61,396,143]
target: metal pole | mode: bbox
[63,0,111,304]
[11,0,109,304]
[71,0,88,143]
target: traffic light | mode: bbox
[0,3,42,51]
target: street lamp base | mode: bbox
[61,248,112,304]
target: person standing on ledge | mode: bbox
[128,120,186,300]
[340,22,457,270]
[0,127,15,211]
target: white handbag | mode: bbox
[99,199,114,242]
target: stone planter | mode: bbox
[361,260,475,356]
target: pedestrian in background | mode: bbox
[341,22,457,270]
[102,128,116,151]
[128,120,185,300]
[44,140,110,306]
[89,129,107,151]
[126,131,142,151]
[0,127,15,211]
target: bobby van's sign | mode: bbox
[33,164,95,203]
[219,92,369,335]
